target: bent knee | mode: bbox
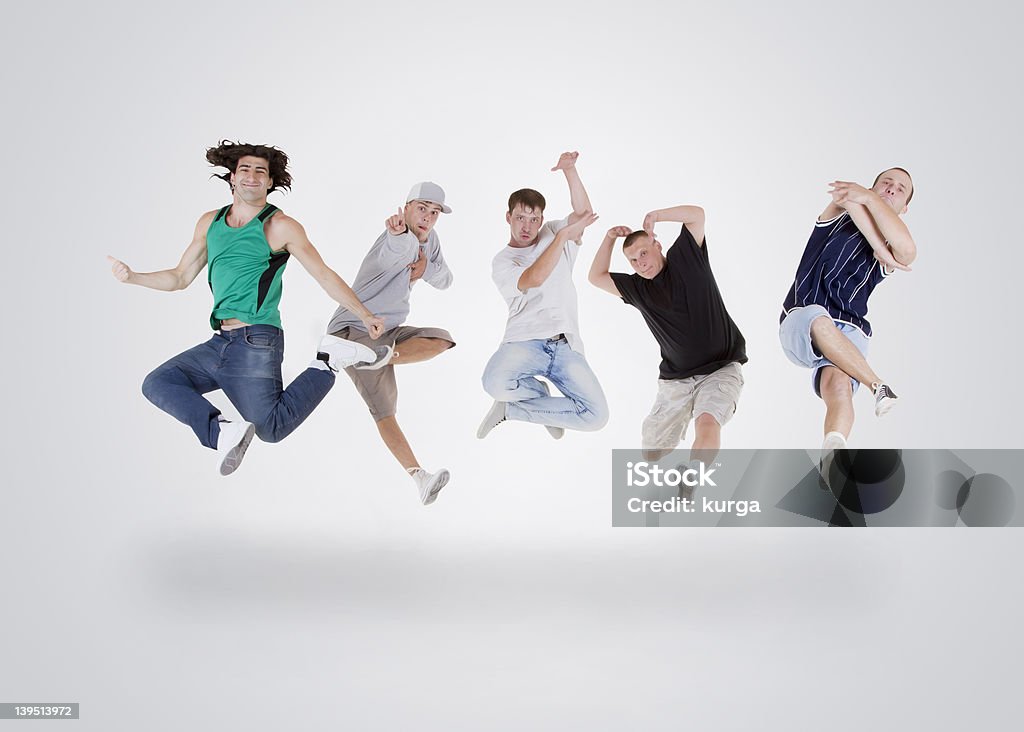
[141,369,163,403]
[694,413,721,431]
[481,371,514,400]
[255,431,284,445]
[253,423,284,444]
[809,315,835,338]
[578,400,609,431]
[818,369,853,399]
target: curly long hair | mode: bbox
[206,140,292,193]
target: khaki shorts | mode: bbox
[330,325,455,420]
[641,362,744,450]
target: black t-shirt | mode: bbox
[610,225,747,380]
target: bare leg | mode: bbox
[809,316,883,388]
[391,337,452,366]
[643,448,672,461]
[375,416,419,471]
[818,366,855,439]
[690,413,722,465]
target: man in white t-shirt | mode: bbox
[477,152,607,439]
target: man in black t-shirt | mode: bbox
[589,205,747,471]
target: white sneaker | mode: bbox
[476,401,507,439]
[217,420,255,476]
[872,382,898,417]
[411,467,449,505]
[819,431,847,488]
[354,344,395,371]
[316,334,377,372]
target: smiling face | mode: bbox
[623,233,666,279]
[404,200,443,242]
[507,203,544,247]
[872,168,914,213]
[230,155,273,203]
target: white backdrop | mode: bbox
[2,1,1021,729]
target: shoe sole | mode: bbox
[321,336,378,369]
[219,423,256,476]
[875,399,897,417]
[545,426,565,440]
[476,411,504,439]
[354,344,395,371]
[423,470,449,506]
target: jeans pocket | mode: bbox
[245,332,280,349]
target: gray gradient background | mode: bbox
[2,0,1021,729]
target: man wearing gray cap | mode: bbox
[326,182,456,505]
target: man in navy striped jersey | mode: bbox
[779,168,917,461]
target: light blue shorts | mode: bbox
[779,305,869,397]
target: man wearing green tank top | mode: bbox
[107,140,387,476]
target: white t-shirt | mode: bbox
[491,216,585,354]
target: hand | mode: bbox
[361,314,386,339]
[550,151,579,172]
[642,211,659,237]
[873,246,912,273]
[562,211,599,242]
[605,226,632,239]
[407,246,427,282]
[829,181,873,206]
[107,255,133,283]
[386,207,406,236]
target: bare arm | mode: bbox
[271,214,385,338]
[642,205,706,245]
[107,211,215,291]
[588,226,630,296]
[838,201,908,272]
[830,181,917,266]
[551,151,593,226]
[517,213,599,292]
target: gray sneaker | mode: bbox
[872,382,898,417]
[476,401,507,439]
[411,468,449,505]
[217,420,255,476]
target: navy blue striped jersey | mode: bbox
[780,212,892,337]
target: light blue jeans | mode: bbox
[481,336,609,431]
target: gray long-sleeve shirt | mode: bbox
[327,228,452,333]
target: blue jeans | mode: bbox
[481,336,609,431]
[141,325,335,449]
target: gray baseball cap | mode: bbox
[406,181,452,214]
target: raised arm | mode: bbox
[107,211,215,291]
[642,205,706,246]
[517,212,599,292]
[551,151,593,225]
[270,214,385,338]
[829,181,917,267]
[588,226,631,296]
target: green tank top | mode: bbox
[206,203,289,330]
